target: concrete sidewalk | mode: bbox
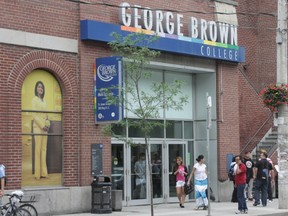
[55,199,288,216]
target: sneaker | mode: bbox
[235,210,244,214]
[253,202,260,206]
[203,206,208,210]
[268,199,273,203]
[248,198,253,201]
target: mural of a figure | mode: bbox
[32,81,50,180]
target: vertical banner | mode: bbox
[95,56,123,123]
[91,144,103,176]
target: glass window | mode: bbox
[165,72,193,119]
[166,121,182,139]
[128,119,164,138]
[111,123,126,136]
[184,121,193,139]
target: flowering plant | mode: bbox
[260,84,288,112]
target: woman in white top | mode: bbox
[187,155,208,210]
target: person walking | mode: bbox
[259,149,275,202]
[187,155,208,210]
[234,155,248,214]
[134,153,146,199]
[229,156,238,203]
[253,152,273,207]
[243,151,254,201]
[173,156,188,208]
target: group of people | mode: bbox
[173,155,208,210]
[231,150,275,214]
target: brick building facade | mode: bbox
[0,0,277,214]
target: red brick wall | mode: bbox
[237,0,277,91]
[237,0,276,152]
[0,0,82,188]
[216,63,240,181]
[1,46,78,188]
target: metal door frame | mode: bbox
[163,140,188,203]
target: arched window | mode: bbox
[21,69,63,186]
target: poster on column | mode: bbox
[21,70,63,186]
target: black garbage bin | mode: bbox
[91,176,112,214]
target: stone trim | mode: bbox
[213,0,238,6]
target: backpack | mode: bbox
[261,160,269,180]
[228,163,236,181]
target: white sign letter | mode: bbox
[176,14,183,36]
[142,8,153,30]
[119,2,131,27]
[218,23,229,44]
[189,17,198,38]
[164,12,174,34]
[154,10,164,34]
[200,19,208,40]
[208,21,217,42]
[230,24,238,45]
[132,5,142,29]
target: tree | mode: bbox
[103,32,188,216]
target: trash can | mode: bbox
[91,176,112,214]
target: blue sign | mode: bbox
[95,56,123,123]
[81,20,245,63]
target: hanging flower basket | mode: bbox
[260,84,288,112]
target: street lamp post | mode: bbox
[277,0,288,209]
[206,93,212,216]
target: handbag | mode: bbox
[205,187,215,201]
[184,183,194,195]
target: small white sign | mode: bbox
[278,117,284,125]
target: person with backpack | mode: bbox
[229,157,238,203]
[0,163,5,206]
[253,152,273,207]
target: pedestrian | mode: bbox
[253,152,273,207]
[133,153,146,199]
[173,156,188,208]
[259,149,274,202]
[187,155,208,210]
[229,156,238,203]
[0,163,5,206]
[234,155,248,214]
[243,151,254,201]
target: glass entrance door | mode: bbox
[112,140,187,206]
[165,142,187,202]
[128,142,164,205]
[111,143,125,203]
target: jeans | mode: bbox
[254,179,268,206]
[237,183,247,211]
[267,176,273,200]
[245,178,253,199]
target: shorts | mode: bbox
[176,180,185,188]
